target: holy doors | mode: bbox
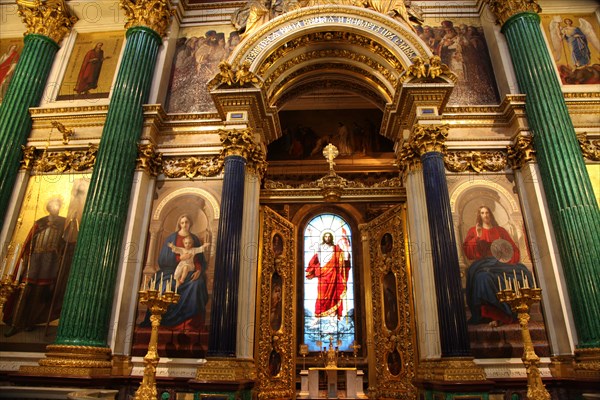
[255,203,416,399]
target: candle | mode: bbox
[168,276,173,292]
[532,272,537,289]
[6,243,20,277]
[524,275,529,289]
[513,269,518,284]
[15,259,24,282]
[175,280,179,293]
[160,272,164,295]
[498,276,502,291]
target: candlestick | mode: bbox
[134,284,180,399]
[496,278,549,399]
[498,276,502,291]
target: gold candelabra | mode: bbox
[0,244,24,314]
[134,276,179,400]
[496,271,550,400]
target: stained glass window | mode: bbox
[303,213,355,352]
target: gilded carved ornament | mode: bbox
[51,120,74,145]
[120,0,174,38]
[208,61,262,90]
[486,0,542,26]
[577,132,600,161]
[161,155,224,179]
[219,128,268,177]
[20,144,98,173]
[402,56,457,83]
[507,135,536,169]
[396,140,420,177]
[136,144,162,176]
[17,0,78,44]
[410,124,449,155]
[444,151,507,173]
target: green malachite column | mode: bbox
[489,1,600,349]
[55,25,162,348]
[0,0,77,226]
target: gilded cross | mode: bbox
[323,143,339,173]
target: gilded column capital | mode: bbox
[136,144,162,176]
[486,0,542,26]
[120,0,174,38]
[396,141,421,177]
[507,135,536,170]
[219,128,267,177]
[17,0,78,44]
[410,124,449,155]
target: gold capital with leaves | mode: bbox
[120,0,174,38]
[17,0,78,44]
[507,135,536,169]
[486,0,542,26]
[136,144,163,176]
[396,140,421,177]
[410,124,449,155]
[219,128,267,177]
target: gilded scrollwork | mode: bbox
[507,135,536,169]
[120,0,174,38]
[161,155,223,179]
[17,0,78,44]
[136,144,162,176]
[20,144,98,173]
[444,151,507,173]
[486,0,542,26]
[409,124,449,155]
[577,132,600,161]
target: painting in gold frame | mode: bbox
[0,38,23,102]
[541,12,600,85]
[0,173,90,351]
[57,31,124,101]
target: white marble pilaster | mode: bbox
[405,167,441,360]
[514,163,576,355]
[236,171,260,358]
[108,170,156,355]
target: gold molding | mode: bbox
[416,358,487,382]
[195,358,256,381]
[208,61,262,90]
[21,345,112,376]
[577,132,600,161]
[508,135,536,169]
[120,0,174,38]
[574,348,600,379]
[17,0,78,44]
[485,0,542,26]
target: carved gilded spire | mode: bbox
[219,128,267,177]
[486,0,542,26]
[507,135,536,169]
[17,0,78,44]
[120,0,174,38]
[410,124,449,155]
